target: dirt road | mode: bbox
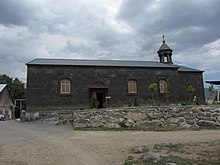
[1,121,220,165]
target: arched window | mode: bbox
[159,79,168,94]
[60,78,71,94]
[128,80,138,94]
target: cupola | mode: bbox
[157,35,173,64]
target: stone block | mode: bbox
[197,120,219,127]
[137,120,162,128]
[168,118,179,124]
[184,112,196,120]
[124,119,135,127]
[148,112,164,119]
[217,116,220,122]
[178,117,185,122]
[179,122,191,129]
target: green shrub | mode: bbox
[134,98,138,106]
[90,98,99,109]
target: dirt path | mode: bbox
[1,130,220,165]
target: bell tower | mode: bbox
[157,35,173,64]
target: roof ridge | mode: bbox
[28,58,159,62]
[26,58,178,68]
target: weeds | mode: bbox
[153,143,185,153]
[124,140,220,165]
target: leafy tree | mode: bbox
[187,85,195,103]
[208,84,215,104]
[0,74,12,84]
[0,74,25,99]
[90,97,99,109]
[208,84,214,97]
[149,83,157,106]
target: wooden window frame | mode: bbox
[128,80,138,94]
[159,79,168,94]
[60,78,71,95]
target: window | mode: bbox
[159,79,168,94]
[60,79,71,94]
[164,56,168,63]
[128,80,138,94]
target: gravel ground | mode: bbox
[1,129,220,165]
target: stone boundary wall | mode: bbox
[57,106,220,129]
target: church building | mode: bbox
[26,39,205,111]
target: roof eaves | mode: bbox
[176,65,204,73]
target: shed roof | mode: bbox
[206,81,220,85]
[175,65,203,73]
[0,84,7,93]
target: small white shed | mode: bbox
[0,84,15,119]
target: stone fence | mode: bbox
[57,106,220,129]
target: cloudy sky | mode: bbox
[0,0,219,87]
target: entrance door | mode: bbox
[15,107,20,119]
[89,88,108,108]
[96,92,104,108]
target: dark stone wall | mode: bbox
[177,72,205,104]
[26,65,205,111]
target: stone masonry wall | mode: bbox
[57,106,220,129]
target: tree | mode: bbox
[90,97,99,109]
[187,84,195,103]
[0,74,12,84]
[149,83,157,106]
[208,84,215,104]
[0,74,25,99]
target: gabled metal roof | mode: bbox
[26,58,178,68]
[0,84,7,93]
[26,58,203,72]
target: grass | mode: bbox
[124,155,194,165]
[73,126,188,132]
[155,155,193,165]
[208,139,220,146]
[124,140,220,165]
[73,125,220,132]
[153,143,185,153]
[124,156,141,165]
[197,150,220,165]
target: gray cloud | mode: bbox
[117,0,220,47]
[0,0,37,26]
[0,0,219,86]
